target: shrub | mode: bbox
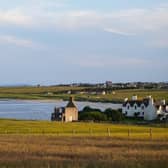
[104,108,124,121]
[79,111,107,121]
[82,106,102,112]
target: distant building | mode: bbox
[105,81,113,88]
[96,91,106,95]
[122,96,168,121]
[51,97,78,122]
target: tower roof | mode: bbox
[66,97,77,108]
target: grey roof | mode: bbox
[66,101,77,108]
[66,97,77,108]
[123,99,149,107]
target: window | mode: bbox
[135,105,137,110]
[125,111,128,115]
[142,112,144,115]
[141,106,144,110]
[127,105,130,110]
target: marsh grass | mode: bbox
[0,135,168,168]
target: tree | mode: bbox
[104,108,124,121]
[82,106,102,112]
[79,111,107,121]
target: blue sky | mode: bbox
[0,0,168,85]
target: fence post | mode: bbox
[128,129,130,139]
[89,128,92,136]
[107,128,111,137]
[72,129,75,136]
[149,128,152,140]
[42,129,45,134]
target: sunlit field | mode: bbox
[0,135,168,168]
[0,120,167,168]
[0,119,168,139]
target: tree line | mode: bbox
[79,106,124,122]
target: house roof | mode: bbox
[123,99,149,107]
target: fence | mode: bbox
[1,128,157,140]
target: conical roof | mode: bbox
[66,97,77,108]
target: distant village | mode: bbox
[44,81,168,96]
[57,81,168,89]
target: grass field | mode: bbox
[0,86,168,103]
[1,119,168,139]
[0,120,168,168]
[0,135,168,168]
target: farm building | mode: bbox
[122,95,168,121]
[51,97,78,122]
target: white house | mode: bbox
[122,95,168,121]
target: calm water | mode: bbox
[0,100,122,120]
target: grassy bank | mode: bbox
[0,86,168,102]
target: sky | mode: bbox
[0,0,168,85]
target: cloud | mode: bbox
[0,9,33,26]
[0,2,168,49]
[0,35,35,48]
[0,3,168,34]
[104,28,136,36]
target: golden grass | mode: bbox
[0,135,168,168]
[0,120,168,167]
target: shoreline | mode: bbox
[0,98,123,104]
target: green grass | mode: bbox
[0,119,168,139]
[0,86,168,102]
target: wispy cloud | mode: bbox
[0,3,168,34]
[0,2,168,49]
[0,9,32,26]
[0,35,35,48]
[104,28,136,36]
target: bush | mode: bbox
[79,111,107,121]
[79,106,124,122]
[104,108,124,122]
[82,106,102,112]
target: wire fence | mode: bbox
[1,128,164,140]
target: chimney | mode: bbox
[69,96,74,102]
[132,95,138,101]
[148,95,154,105]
